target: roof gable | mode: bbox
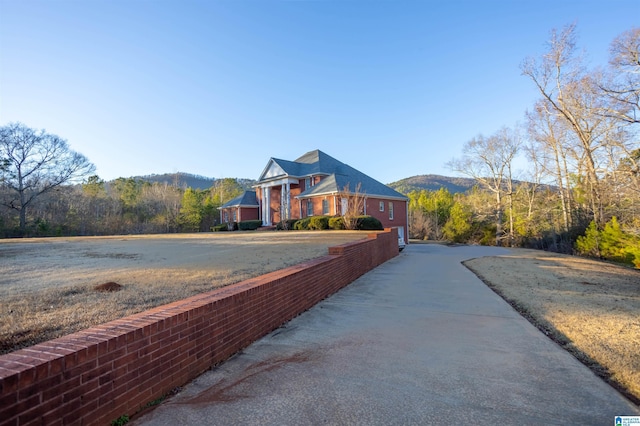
[258,159,287,181]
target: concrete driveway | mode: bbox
[132,244,639,425]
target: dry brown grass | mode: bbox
[0,231,367,354]
[464,249,640,405]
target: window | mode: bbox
[233,210,237,222]
[322,199,329,215]
[379,201,384,212]
[389,202,394,220]
[307,199,314,217]
[305,176,314,189]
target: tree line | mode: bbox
[0,127,247,237]
[410,25,640,267]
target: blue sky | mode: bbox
[0,0,637,184]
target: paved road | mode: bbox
[132,244,639,425]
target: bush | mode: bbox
[576,217,640,267]
[276,219,298,230]
[308,216,330,230]
[329,216,345,230]
[575,221,600,257]
[294,218,311,230]
[212,222,237,232]
[356,215,383,230]
[238,220,262,231]
[478,224,497,246]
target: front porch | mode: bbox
[256,177,301,226]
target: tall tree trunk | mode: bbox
[495,191,503,246]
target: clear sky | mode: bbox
[0,0,637,184]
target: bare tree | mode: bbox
[447,127,521,245]
[409,209,433,240]
[598,27,640,125]
[521,24,616,224]
[527,99,576,231]
[0,122,95,234]
[339,183,365,230]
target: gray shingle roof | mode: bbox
[269,158,304,177]
[261,150,407,200]
[219,190,259,209]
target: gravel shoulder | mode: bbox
[0,231,367,354]
[464,249,640,405]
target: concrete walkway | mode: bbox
[132,244,639,425]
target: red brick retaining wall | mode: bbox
[0,229,398,425]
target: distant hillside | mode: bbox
[126,173,256,190]
[388,175,477,195]
[234,178,258,190]
[133,173,214,189]
[125,172,475,194]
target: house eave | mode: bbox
[295,191,339,199]
[255,176,300,188]
[296,191,407,201]
[218,203,259,209]
[255,172,330,186]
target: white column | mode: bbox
[262,187,271,225]
[285,182,291,220]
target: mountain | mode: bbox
[387,175,477,195]
[127,173,257,191]
[125,172,475,194]
[135,173,215,189]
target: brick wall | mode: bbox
[0,229,398,426]
[365,197,408,242]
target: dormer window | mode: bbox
[305,176,315,189]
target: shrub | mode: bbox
[329,216,345,230]
[276,219,298,230]
[212,222,237,232]
[575,221,600,257]
[308,216,330,230]
[575,217,640,267]
[356,215,383,230]
[294,218,311,230]
[238,220,262,231]
[478,224,497,246]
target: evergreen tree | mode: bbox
[443,202,473,243]
[178,188,203,232]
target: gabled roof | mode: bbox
[259,149,407,200]
[219,190,259,209]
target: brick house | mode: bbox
[219,190,259,223]
[220,150,408,241]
